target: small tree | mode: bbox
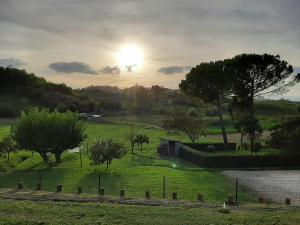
[0,135,16,161]
[162,112,205,143]
[134,134,149,152]
[11,108,86,163]
[126,127,136,155]
[229,97,263,152]
[90,139,126,168]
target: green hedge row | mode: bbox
[180,145,300,168]
[182,143,236,152]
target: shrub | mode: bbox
[252,142,262,153]
[90,139,126,168]
[269,116,300,153]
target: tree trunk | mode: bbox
[7,151,9,162]
[250,83,255,153]
[217,98,228,149]
[55,153,61,163]
[106,160,109,168]
[39,152,48,162]
[240,132,244,150]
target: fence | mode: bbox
[0,172,299,205]
[237,178,300,205]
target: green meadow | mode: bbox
[0,120,255,203]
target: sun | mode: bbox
[116,44,144,72]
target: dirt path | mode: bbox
[223,170,300,205]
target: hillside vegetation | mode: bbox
[1,67,299,121]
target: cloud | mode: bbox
[0,58,25,68]
[49,62,98,74]
[99,66,121,75]
[125,64,137,72]
[157,66,192,75]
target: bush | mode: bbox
[269,116,300,153]
[252,142,262,153]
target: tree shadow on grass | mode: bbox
[77,171,122,196]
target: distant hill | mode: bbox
[0,67,90,117]
[254,99,300,115]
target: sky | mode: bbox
[0,0,299,99]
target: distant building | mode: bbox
[157,138,181,156]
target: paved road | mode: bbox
[222,170,300,205]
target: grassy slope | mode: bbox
[0,199,299,225]
[0,121,254,203]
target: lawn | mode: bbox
[0,121,255,203]
[0,199,299,225]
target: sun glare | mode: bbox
[116,44,144,71]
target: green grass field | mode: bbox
[0,120,256,203]
[0,199,299,225]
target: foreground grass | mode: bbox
[0,199,299,225]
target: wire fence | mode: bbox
[0,172,299,205]
[237,177,300,205]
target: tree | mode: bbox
[11,108,86,163]
[179,60,232,147]
[0,135,16,161]
[126,127,136,155]
[134,134,149,152]
[229,96,263,152]
[89,139,126,168]
[162,112,205,143]
[229,54,298,151]
[269,117,300,153]
[150,85,168,102]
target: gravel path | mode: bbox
[222,170,300,205]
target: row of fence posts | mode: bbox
[12,176,293,205]
[13,175,236,203]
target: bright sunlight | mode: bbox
[116,44,144,72]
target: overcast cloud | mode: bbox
[99,66,121,75]
[158,66,192,75]
[0,0,299,98]
[49,62,98,75]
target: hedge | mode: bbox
[180,145,300,168]
[182,143,236,152]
